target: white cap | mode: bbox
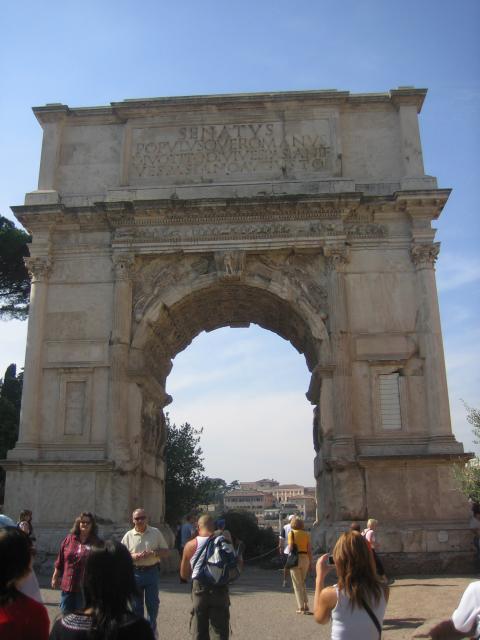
[288,514,295,521]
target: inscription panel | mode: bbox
[64,381,86,435]
[128,116,338,185]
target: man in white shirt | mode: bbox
[278,514,294,588]
[121,508,170,637]
[451,581,480,637]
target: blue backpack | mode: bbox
[192,535,240,586]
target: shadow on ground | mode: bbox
[384,617,425,630]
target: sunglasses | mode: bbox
[134,516,146,521]
[80,521,92,525]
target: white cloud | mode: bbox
[0,320,28,378]
[437,253,480,292]
[168,389,316,486]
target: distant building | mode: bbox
[224,489,275,514]
[273,484,307,503]
[292,496,316,519]
[239,479,279,492]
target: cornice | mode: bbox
[394,189,452,220]
[12,191,450,245]
[1,460,115,471]
[31,87,428,125]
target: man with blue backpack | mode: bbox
[180,514,240,640]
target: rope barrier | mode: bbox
[243,545,279,563]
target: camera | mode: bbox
[327,555,335,565]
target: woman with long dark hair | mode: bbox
[314,530,389,639]
[50,540,154,639]
[0,526,49,639]
[51,512,103,615]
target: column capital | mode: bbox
[324,245,350,272]
[112,253,135,280]
[410,242,440,268]
[24,256,52,282]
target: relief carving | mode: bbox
[114,219,344,245]
[25,256,52,281]
[215,251,246,279]
[133,255,215,322]
[141,393,166,456]
[323,245,350,271]
[345,223,387,239]
[112,253,135,280]
[410,242,440,267]
[256,253,328,315]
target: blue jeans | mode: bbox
[60,590,84,614]
[133,565,160,633]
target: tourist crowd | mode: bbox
[0,508,479,639]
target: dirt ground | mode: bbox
[40,567,474,639]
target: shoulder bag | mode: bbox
[360,597,382,639]
[285,531,299,568]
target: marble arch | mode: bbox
[3,88,470,568]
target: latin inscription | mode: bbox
[129,119,334,183]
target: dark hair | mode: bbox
[0,527,32,605]
[83,540,138,640]
[19,510,32,521]
[70,512,99,540]
[350,522,362,532]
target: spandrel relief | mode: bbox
[255,252,328,317]
[141,395,166,457]
[133,254,216,322]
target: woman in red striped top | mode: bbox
[51,512,103,615]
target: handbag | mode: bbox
[285,531,299,568]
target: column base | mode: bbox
[311,521,474,574]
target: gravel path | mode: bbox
[41,568,473,639]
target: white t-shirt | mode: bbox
[121,525,168,567]
[280,523,292,554]
[331,587,387,640]
[452,581,480,637]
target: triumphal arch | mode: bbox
[3,88,470,566]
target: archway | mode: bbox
[166,324,315,520]
[4,88,469,567]
[127,255,331,534]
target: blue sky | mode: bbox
[0,0,479,484]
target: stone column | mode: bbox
[323,245,353,457]
[9,257,51,459]
[410,242,452,438]
[110,253,135,463]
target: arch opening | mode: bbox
[129,278,329,525]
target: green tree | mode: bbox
[454,404,480,503]
[199,477,240,508]
[221,510,277,560]
[164,414,208,525]
[0,363,23,501]
[0,364,22,457]
[0,215,31,320]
